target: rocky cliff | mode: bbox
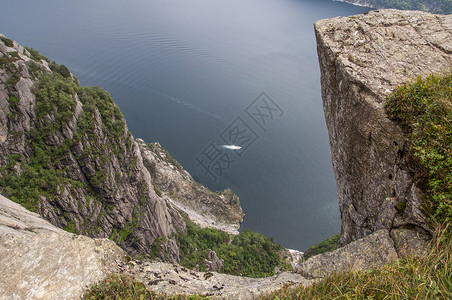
[0,35,243,261]
[315,9,451,250]
[0,194,306,299]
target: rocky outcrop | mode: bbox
[300,229,398,278]
[125,261,310,299]
[205,249,224,272]
[0,194,310,299]
[315,10,451,250]
[0,34,242,262]
[138,139,243,234]
[0,194,126,299]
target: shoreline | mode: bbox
[333,0,374,9]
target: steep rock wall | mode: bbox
[315,10,451,247]
[0,35,242,261]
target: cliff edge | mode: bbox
[0,194,307,299]
[315,9,451,250]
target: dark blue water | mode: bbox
[0,0,369,250]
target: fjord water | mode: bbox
[0,0,369,250]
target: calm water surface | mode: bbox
[0,0,369,250]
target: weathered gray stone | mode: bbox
[205,249,224,272]
[0,195,126,300]
[126,261,311,299]
[139,140,244,234]
[300,229,398,279]
[390,228,431,256]
[315,9,451,247]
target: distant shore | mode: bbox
[333,0,374,9]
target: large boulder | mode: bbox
[300,229,398,279]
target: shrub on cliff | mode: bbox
[303,233,339,259]
[177,219,291,278]
[385,72,452,225]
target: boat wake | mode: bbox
[221,145,242,150]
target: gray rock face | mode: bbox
[125,261,311,299]
[315,10,451,248]
[139,140,244,234]
[0,194,126,299]
[300,229,398,279]
[205,249,224,272]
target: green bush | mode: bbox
[385,73,452,224]
[177,219,291,277]
[303,233,340,259]
[49,61,71,78]
[24,46,50,62]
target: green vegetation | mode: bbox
[146,143,183,171]
[0,70,82,212]
[0,36,14,47]
[303,233,340,259]
[48,61,71,78]
[385,73,452,224]
[154,186,162,197]
[177,219,291,278]
[357,0,452,14]
[0,47,131,240]
[24,47,50,62]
